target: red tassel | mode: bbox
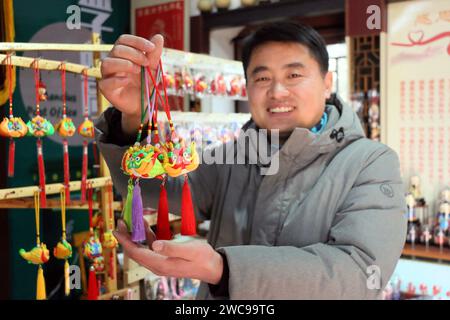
[108,251,114,280]
[37,139,47,208]
[8,138,15,177]
[63,139,70,204]
[181,175,197,236]
[87,265,98,300]
[156,182,172,240]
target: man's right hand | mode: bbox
[99,34,164,136]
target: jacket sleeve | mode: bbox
[217,146,407,299]
[94,107,216,220]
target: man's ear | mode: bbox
[324,71,333,99]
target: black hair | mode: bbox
[241,22,329,78]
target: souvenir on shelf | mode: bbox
[53,189,73,296]
[19,191,49,300]
[78,70,95,202]
[228,75,243,97]
[0,54,28,177]
[55,63,75,204]
[194,73,208,97]
[27,60,54,208]
[409,175,426,205]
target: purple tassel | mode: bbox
[131,182,146,242]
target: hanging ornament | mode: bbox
[83,184,102,300]
[0,54,28,177]
[53,189,73,296]
[120,65,165,243]
[55,63,75,204]
[38,77,47,101]
[83,184,103,264]
[27,60,54,208]
[19,191,50,300]
[78,70,95,202]
[148,61,199,236]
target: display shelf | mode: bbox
[0,198,122,210]
[402,243,450,263]
[0,177,112,200]
[0,53,101,78]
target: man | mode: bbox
[97,22,407,299]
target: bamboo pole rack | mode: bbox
[0,177,111,200]
[0,36,121,295]
[0,42,112,52]
[0,53,101,78]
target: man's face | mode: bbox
[246,41,333,134]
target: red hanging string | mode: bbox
[33,60,46,207]
[88,183,94,234]
[8,54,13,117]
[33,59,41,116]
[60,63,70,204]
[37,139,47,208]
[61,63,67,116]
[108,251,115,280]
[83,70,89,118]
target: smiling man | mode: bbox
[96,22,407,299]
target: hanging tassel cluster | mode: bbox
[0,54,28,177]
[78,70,95,202]
[121,62,200,241]
[19,191,50,300]
[27,59,54,208]
[149,61,199,236]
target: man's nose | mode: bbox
[268,81,289,99]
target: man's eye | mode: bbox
[289,73,302,79]
[255,77,270,82]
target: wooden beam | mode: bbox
[0,53,101,78]
[0,42,112,52]
[0,176,112,200]
[0,198,122,211]
[201,0,345,30]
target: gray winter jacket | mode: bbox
[95,98,407,300]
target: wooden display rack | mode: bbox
[0,35,188,300]
[0,34,124,297]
